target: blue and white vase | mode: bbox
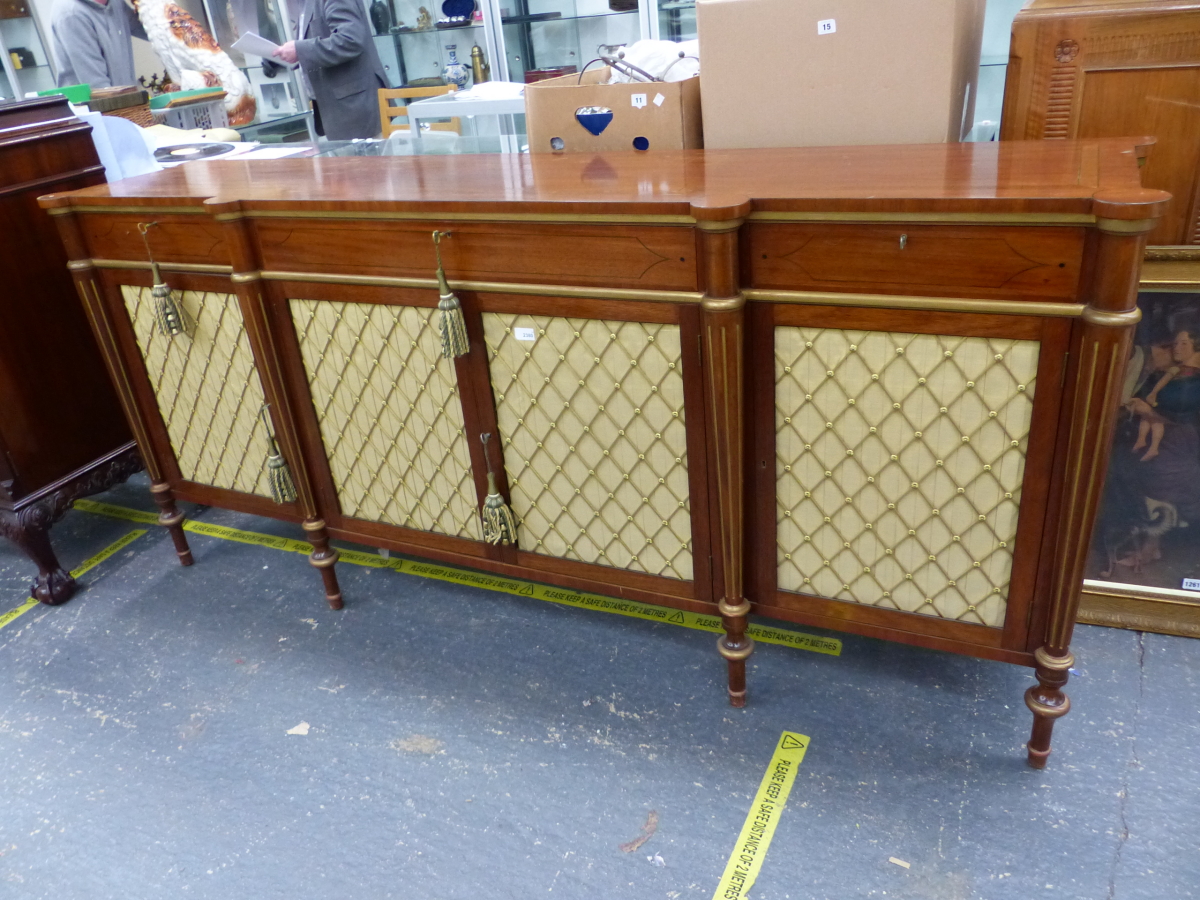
[442,46,470,88]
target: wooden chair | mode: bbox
[378,86,461,138]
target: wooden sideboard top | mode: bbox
[42,139,1169,222]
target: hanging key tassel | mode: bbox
[479,433,517,545]
[139,223,187,337]
[259,406,298,504]
[432,230,470,359]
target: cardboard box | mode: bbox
[525,66,703,153]
[697,0,984,149]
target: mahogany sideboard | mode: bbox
[0,96,140,604]
[40,141,1167,767]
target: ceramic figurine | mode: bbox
[416,6,433,30]
[442,45,470,87]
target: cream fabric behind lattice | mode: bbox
[775,326,1040,628]
[485,314,692,580]
[291,300,477,538]
[122,286,272,496]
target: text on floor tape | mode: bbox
[713,731,810,900]
[75,502,841,656]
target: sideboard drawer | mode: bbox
[253,220,699,291]
[80,212,230,267]
[748,223,1085,301]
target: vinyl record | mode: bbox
[154,142,236,162]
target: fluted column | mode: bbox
[697,217,753,706]
[1026,189,1169,767]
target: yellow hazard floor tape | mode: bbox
[72,499,841,656]
[0,529,147,633]
[713,731,810,900]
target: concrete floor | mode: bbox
[0,475,1196,900]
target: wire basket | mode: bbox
[103,103,156,127]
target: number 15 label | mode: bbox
[817,18,836,34]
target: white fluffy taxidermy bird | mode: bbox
[128,0,257,125]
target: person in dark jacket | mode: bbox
[273,0,387,140]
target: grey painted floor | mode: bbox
[0,475,1196,900]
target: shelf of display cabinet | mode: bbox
[392,23,484,37]
[392,8,636,41]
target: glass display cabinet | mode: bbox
[0,0,56,100]
[656,0,694,42]
[375,0,683,89]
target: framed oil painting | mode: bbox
[1081,267,1200,638]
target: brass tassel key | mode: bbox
[259,405,298,504]
[138,222,187,337]
[479,433,517,545]
[433,230,470,359]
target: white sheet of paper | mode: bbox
[231,32,292,63]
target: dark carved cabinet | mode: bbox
[0,96,140,603]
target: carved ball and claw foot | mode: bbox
[718,599,755,707]
[0,508,77,605]
[150,482,193,566]
[1025,646,1074,769]
[303,518,343,610]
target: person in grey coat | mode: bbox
[50,0,146,89]
[273,0,387,140]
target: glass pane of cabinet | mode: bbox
[0,0,56,99]
[657,0,694,42]
[385,0,640,88]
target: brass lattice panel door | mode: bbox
[290,299,478,539]
[484,313,693,580]
[121,286,274,496]
[774,326,1040,628]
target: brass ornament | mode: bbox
[258,405,298,504]
[432,231,470,359]
[479,433,517,545]
[138,222,188,337]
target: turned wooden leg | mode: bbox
[718,600,754,707]
[1025,646,1074,769]
[302,518,343,610]
[150,482,193,566]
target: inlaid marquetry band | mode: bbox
[1080,306,1141,327]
